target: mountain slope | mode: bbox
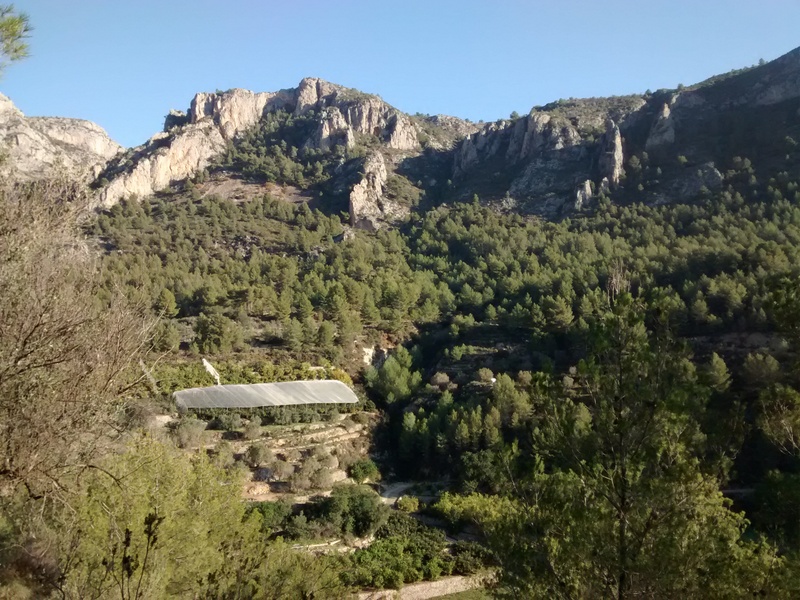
[445,46,800,217]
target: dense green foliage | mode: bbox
[342,512,488,590]
[89,157,800,403]
[7,27,800,594]
[90,192,434,367]
[431,297,789,597]
[83,156,800,595]
[212,109,351,188]
[0,439,351,599]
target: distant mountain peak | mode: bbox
[0,93,121,181]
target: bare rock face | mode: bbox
[0,93,121,181]
[645,103,675,150]
[294,77,418,150]
[99,121,226,206]
[99,88,297,206]
[293,77,342,115]
[306,107,353,151]
[454,111,590,218]
[349,152,388,231]
[387,113,419,151]
[453,121,507,178]
[454,111,584,186]
[749,47,800,106]
[598,120,624,186]
[453,132,480,178]
[507,112,581,160]
[349,152,408,230]
[98,78,420,207]
[189,88,293,139]
[574,179,593,210]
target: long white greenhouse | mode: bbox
[173,379,358,410]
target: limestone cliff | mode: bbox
[349,152,394,230]
[598,121,624,186]
[451,104,635,217]
[97,78,420,207]
[98,88,293,206]
[0,93,121,181]
[8,44,799,225]
[447,46,800,217]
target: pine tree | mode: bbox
[441,295,785,598]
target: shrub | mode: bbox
[193,310,245,354]
[430,372,450,390]
[270,459,295,481]
[289,471,312,492]
[212,440,236,469]
[342,523,451,588]
[282,448,302,462]
[476,367,494,383]
[397,495,420,513]
[243,416,262,440]
[451,540,493,575]
[210,412,242,431]
[249,499,293,535]
[245,442,273,468]
[743,352,781,388]
[172,417,207,449]
[348,458,380,484]
[310,467,334,490]
[376,512,425,539]
[153,320,181,352]
[352,412,371,425]
[312,485,389,537]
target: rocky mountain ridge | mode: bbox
[3,46,800,226]
[94,78,425,214]
[446,46,800,217]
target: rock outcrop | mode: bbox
[189,88,293,138]
[307,107,355,151]
[349,152,386,230]
[0,93,121,181]
[98,123,226,206]
[574,179,593,210]
[414,114,481,151]
[598,120,624,186]
[97,78,420,207]
[452,110,598,217]
[349,152,409,230]
[645,103,675,150]
[98,88,295,206]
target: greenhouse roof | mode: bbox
[173,379,358,410]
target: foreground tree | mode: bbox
[437,295,787,598]
[0,180,151,497]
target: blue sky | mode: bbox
[4,0,800,148]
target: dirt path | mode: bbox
[357,575,485,599]
[379,481,416,505]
